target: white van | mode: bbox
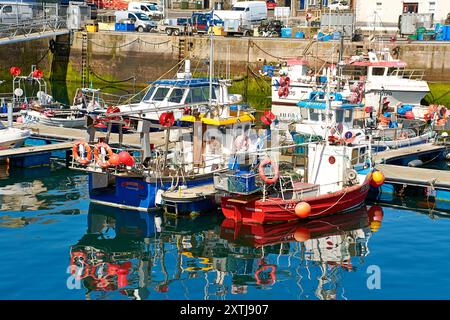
[128,1,163,19]
[231,1,267,23]
[115,10,157,32]
[214,1,267,35]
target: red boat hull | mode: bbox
[221,181,370,224]
[220,206,371,247]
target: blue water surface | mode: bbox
[0,164,450,300]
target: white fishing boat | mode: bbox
[116,60,243,122]
[20,109,86,128]
[0,122,31,149]
[344,48,430,111]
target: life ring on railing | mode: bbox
[255,264,277,285]
[94,142,114,168]
[259,158,279,184]
[278,86,289,98]
[72,141,92,165]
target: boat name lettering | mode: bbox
[121,181,144,190]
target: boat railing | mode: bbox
[389,68,425,80]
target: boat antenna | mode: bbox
[208,10,215,106]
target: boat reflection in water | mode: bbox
[70,204,383,300]
[220,205,384,300]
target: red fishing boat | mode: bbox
[218,140,385,224]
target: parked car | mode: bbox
[266,0,277,10]
[328,0,349,11]
[214,1,267,36]
[115,11,157,32]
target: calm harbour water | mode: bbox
[1,161,450,300]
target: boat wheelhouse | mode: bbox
[117,61,242,122]
[344,48,430,110]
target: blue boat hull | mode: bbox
[89,173,213,211]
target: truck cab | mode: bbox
[128,1,163,20]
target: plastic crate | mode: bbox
[227,172,259,194]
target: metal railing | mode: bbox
[0,3,67,41]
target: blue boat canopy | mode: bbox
[148,78,219,87]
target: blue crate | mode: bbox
[227,172,259,194]
[281,27,292,38]
[295,31,304,39]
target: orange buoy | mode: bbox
[294,226,311,242]
[108,153,121,167]
[119,151,135,166]
[294,201,311,219]
[370,171,385,188]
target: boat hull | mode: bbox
[221,181,370,224]
[89,173,214,212]
[23,110,85,128]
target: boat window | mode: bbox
[372,67,386,76]
[351,148,358,165]
[335,110,344,123]
[143,86,156,101]
[152,87,170,101]
[300,108,308,120]
[388,67,399,76]
[359,147,366,163]
[344,109,352,122]
[185,86,216,104]
[168,88,185,103]
[309,109,321,121]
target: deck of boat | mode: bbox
[376,164,450,190]
[373,143,446,164]
[162,184,217,202]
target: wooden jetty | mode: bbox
[376,164,450,190]
[373,143,447,164]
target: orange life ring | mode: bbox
[72,141,92,165]
[255,264,277,285]
[278,86,289,98]
[399,131,408,139]
[259,158,279,184]
[94,142,114,168]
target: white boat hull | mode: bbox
[0,127,31,150]
[23,110,85,128]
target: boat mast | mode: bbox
[209,10,214,106]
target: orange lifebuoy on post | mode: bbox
[259,158,279,184]
[94,142,114,168]
[255,264,277,285]
[72,141,92,165]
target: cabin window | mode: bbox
[185,87,216,104]
[359,147,366,163]
[344,109,352,122]
[168,88,185,103]
[372,67,386,76]
[351,148,358,165]
[152,87,170,101]
[309,109,320,121]
[143,86,156,101]
[3,6,12,13]
[388,67,399,76]
[141,5,148,11]
[300,108,309,119]
[335,110,344,123]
